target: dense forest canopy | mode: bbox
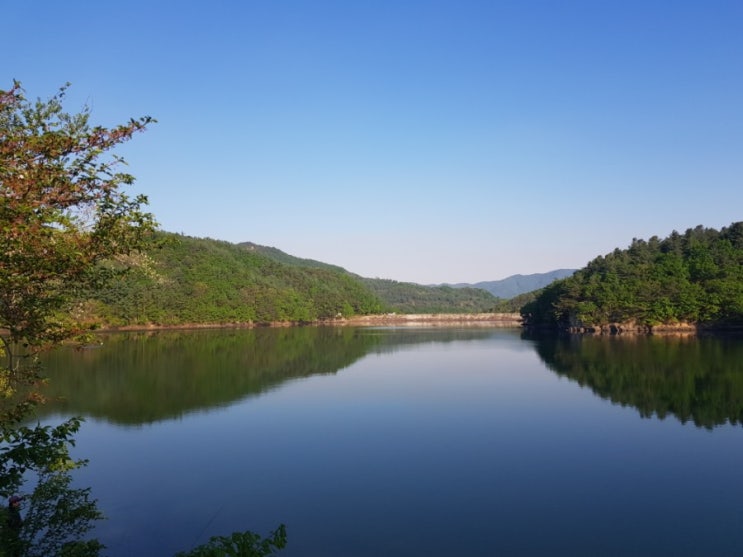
[522,223,743,330]
[240,241,502,314]
[81,232,504,327]
[84,232,384,325]
[361,278,499,314]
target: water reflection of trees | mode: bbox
[38,327,375,425]
[38,327,504,426]
[527,332,743,428]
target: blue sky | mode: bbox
[5,1,743,283]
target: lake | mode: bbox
[36,327,743,556]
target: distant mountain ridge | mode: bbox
[448,269,576,299]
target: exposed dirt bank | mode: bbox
[338,313,523,327]
[98,313,523,332]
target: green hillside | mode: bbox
[240,242,502,314]
[522,222,743,331]
[85,232,383,325]
[362,278,498,314]
[82,233,502,327]
[492,289,541,313]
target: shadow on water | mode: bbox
[37,327,503,426]
[524,330,743,428]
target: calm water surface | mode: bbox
[38,327,743,556]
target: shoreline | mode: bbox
[96,313,524,332]
[58,314,741,336]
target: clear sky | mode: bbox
[5,1,743,284]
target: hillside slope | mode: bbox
[522,223,743,331]
[85,234,506,326]
[236,242,502,314]
[362,278,499,314]
[87,233,383,325]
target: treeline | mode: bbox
[492,290,540,313]
[80,233,502,327]
[361,278,499,314]
[522,222,743,330]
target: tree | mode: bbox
[0,82,287,557]
[0,419,104,557]
[1,82,155,555]
[0,81,156,414]
[174,525,287,557]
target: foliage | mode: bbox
[175,525,286,557]
[492,289,540,313]
[0,81,155,555]
[0,418,104,557]
[0,81,155,412]
[81,232,384,325]
[242,241,509,314]
[237,242,346,273]
[83,233,505,325]
[361,278,498,314]
[1,82,289,557]
[84,235,500,326]
[522,223,743,330]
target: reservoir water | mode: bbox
[37,327,743,556]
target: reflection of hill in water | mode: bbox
[38,327,502,426]
[528,332,743,428]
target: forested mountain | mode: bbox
[239,241,502,314]
[361,278,499,314]
[85,232,383,325]
[522,223,743,331]
[82,233,503,327]
[450,269,576,298]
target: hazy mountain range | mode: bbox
[446,269,577,299]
